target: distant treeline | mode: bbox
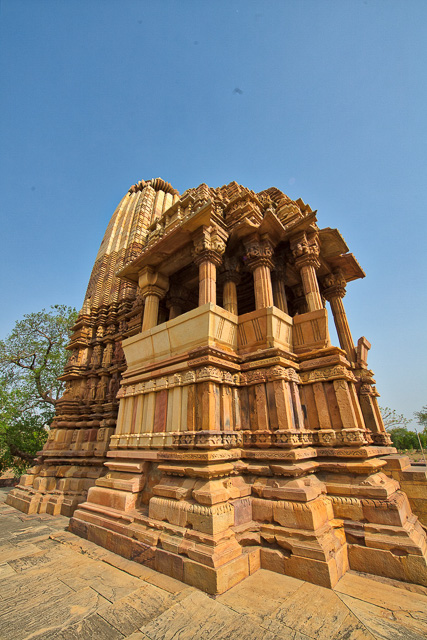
[389,427,427,451]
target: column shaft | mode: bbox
[199,260,217,305]
[272,277,288,313]
[253,264,274,309]
[142,294,160,331]
[223,280,238,314]
[168,305,182,321]
[300,264,323,312]
[329,296,356,361]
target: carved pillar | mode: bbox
[198,260,217,305]
[291,284,308,315]
[221,257,240,315]
[138,267,169,331]
[291,233,322,312]
[272,261,289,314]
[192,227,227,306]
[322,270,356,362]
[166,284,189,320]
[168,303,181,321]
[245,234,274,309]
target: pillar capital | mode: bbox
[192,226,227,306]
[243,233,274,271]
[243,234,275,309]
[291,233,320,272]
[290,232,322,312]
[219,257,240,315]
[321,269,356,361]
[138,266,169,300]
[219,256,241,285]
[191,226,227,267]
[138,267,169,332]
[165,284,190,319]
[321,270,347,301]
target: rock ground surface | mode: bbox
[1,487,427,640]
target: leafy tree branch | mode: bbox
[0,305,77,473]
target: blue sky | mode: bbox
[1,0,426,424]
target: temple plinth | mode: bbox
[7,178,427,594]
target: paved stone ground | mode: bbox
[1,488,427,640]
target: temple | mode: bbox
[7,178,427,594]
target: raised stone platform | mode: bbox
[2,487,427,640]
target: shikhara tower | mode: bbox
[8,178,427,593]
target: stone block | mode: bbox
[361,492,411,527]
[232,497,252,525]
[183,553,249,594]
[155,548,184,582]
[86,486,137,512]
[351,539,426,585]
[273,497,330,530]
[381,454,411,471]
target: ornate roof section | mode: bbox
[128,177,179,196]
[80,178,362,317]
[258,187,304,226]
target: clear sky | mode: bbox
[1,0,426,425]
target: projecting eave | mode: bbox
[327,252,366,282]
[283,211,318,237]
[318,228,349,257]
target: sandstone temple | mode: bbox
[7,178,427,594]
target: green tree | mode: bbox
[387,427,427,451]
[379,406,410,431]
[414,405,427,431]
[0,305,77,474]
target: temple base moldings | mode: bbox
[69,444,427,594]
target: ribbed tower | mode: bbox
[7,178,180,516]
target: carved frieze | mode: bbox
[172,431,243,449]
[299,365,356,384]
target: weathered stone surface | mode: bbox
[1,585,110,640]
[217,569,303,623]
[49,614,124,640]
[139,591,241,640]
[330,612,377,640]
[338,594,427,640]
[97,584,176,636]
[335,572,427,615]
[270,581,350,640]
